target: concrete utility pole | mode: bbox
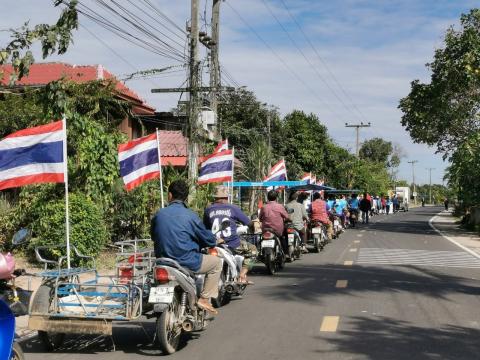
[345,122,371,157]
[210,0,221,135]
[188,0,200,187]
[426,167,435,204]
[408,160,418,204]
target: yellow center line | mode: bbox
[320,316,339,332]
[336,280,348,288]
[344,260,353,266]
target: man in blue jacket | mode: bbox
[151,180,221,315]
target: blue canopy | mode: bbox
[223,181,308,188]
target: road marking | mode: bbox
[429,213,480,260]
[354,240,360,243]
[357,248,480,268]
[361,230,366,233]
[349,248,357,252]
[336,280,348,288]
[344,260,353,266]
[357,234,363,237]
[320,316,339,332]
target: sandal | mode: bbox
[197,299,218,315]
[239,277,254,285]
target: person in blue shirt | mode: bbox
[151,180,221,315]
[334,195,348,226]
[203,186,254,284]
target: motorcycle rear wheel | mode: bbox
[212,269,231,308]
[266,253,276,275]
[156,295,182,355]
[11,342,24,360]
[312,236,320,253]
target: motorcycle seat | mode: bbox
[155,258,196,279]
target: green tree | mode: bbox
[359,138,393,164]
[399,9,480,155]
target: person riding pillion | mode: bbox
[309,192,333,241]
[203,186,256,284]
[285,191,309,253]
[259,190,290,253]
[151,180,222,315]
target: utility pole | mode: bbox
[426,167,435,204]
[408,160,418,205]
[187,0,200,188]
[345,122,371,156]
[210,0,221,136]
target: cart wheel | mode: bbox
[30,284,66,351]
[11,342,25,360]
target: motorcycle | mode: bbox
[0,229,32,360]
[349,208,359,228]
[210,222,250,308]
[285,223,302,261]
[309,220,327,253]
[258,229,285,275]
[150,257,210,354]
[331,213,343,239]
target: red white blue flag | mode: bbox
[264,159,287,182]
[301,172,311,184]
[0,121,65,190]
[118,133,159,191]
[213,139,228,153]
[198,149,234,185]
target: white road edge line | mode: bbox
[428,212,480,260]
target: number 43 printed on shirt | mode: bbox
[211,218,232,238]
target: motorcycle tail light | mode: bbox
[155,268,173,284]
[119,267,133,284]
[128,253,143,264]
[262,231,273,239]
[287,228,295,233]
[208,248,219,256]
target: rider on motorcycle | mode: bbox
[348,193,360,219]
[259,190,290,255]
[151,180,221,315]
[310,192,333,241]
[203,186,255,284]
[334,194,348,227]
[285,191,309,253]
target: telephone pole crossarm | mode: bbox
[345,122,371,157]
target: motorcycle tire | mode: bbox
[266,252,276,275]
[11,342,24,360]
[30,283,65,351]
[212,269,231,308]
[312,236,320,253]
[277,251,285,270]
[156,294,182,355]
[287,245,294,262]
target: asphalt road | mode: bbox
[21,207,480,360]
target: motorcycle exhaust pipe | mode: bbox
[225,284,235,293]
[182,320,194,332]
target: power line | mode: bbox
[262,0,362,124]
[225,2,345,122]
[279,0,369,124]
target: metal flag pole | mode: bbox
[283,158,287,206]
[62,116,71,269]
[230,146,235,204]
[156,128,165,208]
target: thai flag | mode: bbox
[0,121,65,190]
[213,139,228,153]
[301,172,311,184]
[264,159,287,182]
[118,133,159,191]
[198,149,234,185]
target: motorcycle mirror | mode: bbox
[12,228,31,247]
[220,220,230,231]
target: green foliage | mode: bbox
[238,136,272,182]
[31,192,107,266]
[359,138,393,164]
[399,9,480,154]
[352,161,391,195]
[0,0,78,82]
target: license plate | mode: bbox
[334,220,339,226]
[312,227,322,234]
[261,239,275,248]
[288,234,294,244]
[148,286,174,303]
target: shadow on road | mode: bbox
[315,315,480,360]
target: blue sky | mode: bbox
[1,0,478,184]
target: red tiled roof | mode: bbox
[158,130,187,157]
[0,62,155,114]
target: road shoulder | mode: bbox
[430,210,480,257]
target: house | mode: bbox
[0,62,189,167]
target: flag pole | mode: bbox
[62,116,71,269]
[230,146,235,204]
[156,128,165,208]
[283,157,287,206]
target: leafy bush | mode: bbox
[31,192,107,266]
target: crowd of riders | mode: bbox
[151,180,401,315]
